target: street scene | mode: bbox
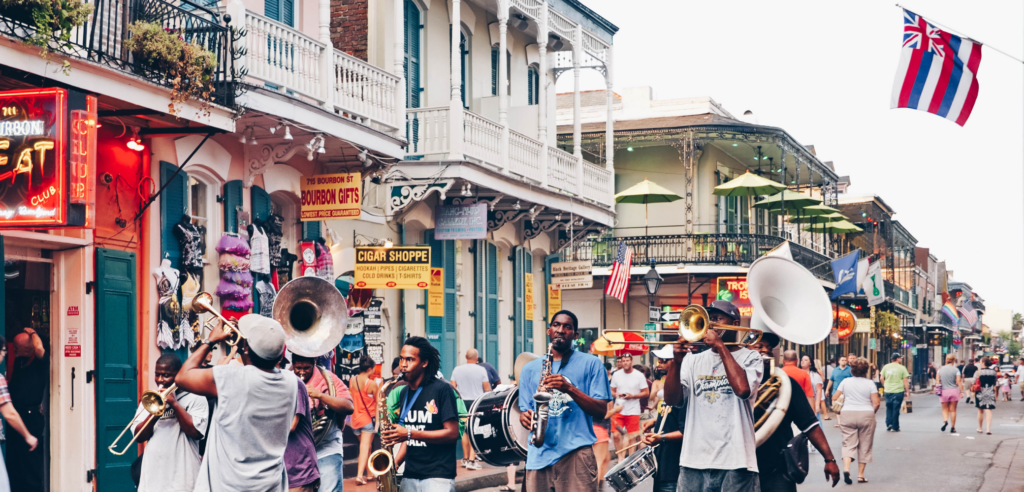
[0,0,1020,491]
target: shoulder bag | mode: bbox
[781,421,819,484]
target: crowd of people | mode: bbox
[926,354,1024,436]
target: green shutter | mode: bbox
[303,221,321,240]
[251,186,271,224]
[282,0,293,26]
[524,250,533,354]
[95,248,138,490]
[486,243,499,365]
[460,31,467,108]
[265,0,280,22]
[474,240,486,358]
[160,161,188,269]
[491,48,498,96]
[528,67,538,105]
[513,246,524,360]
[223,180,243,233]
[544,254,560,323]
[405,0,420,109]
[426,231,457,377]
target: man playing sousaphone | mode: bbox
[291,354,354,492]
[664,300,764,492]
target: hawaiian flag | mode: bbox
[891,9,982,126]
[604,240,633,304]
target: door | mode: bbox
[95,248,138,491]
[425,231,457,378]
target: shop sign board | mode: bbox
[354,246,431,289]
[855,318,871,333]
[550,260,593,290]
[525,273,534,321]
[364,298,383,327]
[0,88,94,228]
[716,276,753,318]
[548,286,561,321]
[434,203,487,239]
[869,338,877,350]
[834,307,857,339]
[428,268,444,317]
[300,172,361,220]
[64,326,81,357]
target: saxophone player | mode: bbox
[518,310,612,492]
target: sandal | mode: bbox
[356,477,368,486]
[858,478,868,483]
[498,486,515,492]
[843,472,852,485]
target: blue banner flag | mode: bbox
[830,250,860,299]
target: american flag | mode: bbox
[958,301,978,327]
[604,240,632,303]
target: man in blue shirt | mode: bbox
[825,356,852,427]
[519,310,612,492]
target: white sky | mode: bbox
[556,0,1024,314]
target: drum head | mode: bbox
[505,394,530,452]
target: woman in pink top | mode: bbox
[350,356,378,485]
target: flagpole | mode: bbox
[895,3,1024,64]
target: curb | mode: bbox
[979,438,1024,492]
[455,466,524,492]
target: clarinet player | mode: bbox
[518,310,611,492]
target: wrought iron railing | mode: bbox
[0,0,238,108]
[561,232,835,281]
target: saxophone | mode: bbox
[368,377,399,492]
[531,345,554,447]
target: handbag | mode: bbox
[934,382,943,396]
[972,378,982,393]
[781,421,818,484]
[831,394,844,414]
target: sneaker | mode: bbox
[461,460,469,468]
[887,426,892,432]
[468,461,483,470]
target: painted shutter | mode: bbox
[303,221,321,240]
[460,31,467,108]
[160,161,188,269]
[223,180,243,233]
[528,67,538,105]
[485,242,499,366]
[95,248,138,491]
[524,249,533,354]
[405,0,421,109]
[544,253,560,323]
[513,246,524,360]
[491,48,498,96]
[474,240,485,358]
[265,0,280,22]
[425,231,457,378]
[282,0,293,26]
[251,185,271,224]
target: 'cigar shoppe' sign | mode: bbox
[0,88,95,228]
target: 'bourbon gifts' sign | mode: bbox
[0,88,93,228]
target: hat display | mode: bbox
[237,314,286,360]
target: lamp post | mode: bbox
[643,259,663,306]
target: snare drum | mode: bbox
[467,387,530,467]
[604,446,658,492]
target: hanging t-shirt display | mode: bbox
[249,223,271,275]
[255,280,277,318]
[216,235,254,318]
[266,214,284,268]
[337,350,362,384]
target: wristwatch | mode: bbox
[823,458,836,464]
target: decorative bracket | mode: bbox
[523,218,566,240]
[388,180,455,215]
[487,209,529,231]
[244,140,307,187]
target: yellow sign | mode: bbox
[524,273,534,321]
[428,268,444,317]
[354,247,431,289]
[300,172,362,221]
[548,285,561,322]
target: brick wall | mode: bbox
[331,0,368,61]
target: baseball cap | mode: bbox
[891,352,902,361]
[707,300,740,321]
[652,346,674,360]
[237,314,287,360]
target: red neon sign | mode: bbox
[69,95,97,227]
[0,88,68,227]
[833,307,857,339]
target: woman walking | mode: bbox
[937,354,963,433]
[976,358,997,434]
[834,358,880,485]
[802,355,824,421]
[349,356,378,485]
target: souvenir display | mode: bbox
[216,234,253,318]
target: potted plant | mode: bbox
[125,21,218,117]
[1,0,93,73]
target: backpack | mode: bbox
[781,421,819,484]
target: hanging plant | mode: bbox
[1,0,93,74]
[125,21,217,117]
[873,310,901,337]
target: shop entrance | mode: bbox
[4,249,53,491]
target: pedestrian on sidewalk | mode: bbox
[926,363,937,389]
[881,353,910,432]
[1016,359,1024,400]
[976,358,997,434]
[937,354,962,434]
[450,348,492,470]
[782,351,814,412]
[610,354,648,458]
[834,358,880,485]
[998,369,1011,402]
[801,356,824,423]
[826,356,852,428]
[349,356,378,486]
[593,365,622,485]
[963,358,979,404]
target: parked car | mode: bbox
[1000,365,1016,379]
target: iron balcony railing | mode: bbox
[561,232,835,282]
[0,0,237,108]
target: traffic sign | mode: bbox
[649,305,660,322]
[644,323,658,342]
[661,311,682,322]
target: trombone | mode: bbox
[603,304,762,346]
[108,384,178,456]
[192,292,242,346]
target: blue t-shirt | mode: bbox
[830,365,852,390]
[518,351,611,470]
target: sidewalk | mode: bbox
[979,438,1024,492]
[343,463,523,492]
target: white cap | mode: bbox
[238,314,286,361]
[652,346,674,360]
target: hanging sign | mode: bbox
[551,260,593,290]
[434,202,487,239]
[547,285,561,321]
[364,298,383,327]
[830,328,839,344]
[69,100,97,227]
[855,318,871,333]
[644,323,658,343]
[834,307,858,339]
[300,172,362,220]
[869,338,877,350]
[354,246,431,289]
[299,241,317,277]
[428,268,444,317]
[524,273,535,321]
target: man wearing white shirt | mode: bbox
[610,354,649,457]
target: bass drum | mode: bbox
[467,386,530,467]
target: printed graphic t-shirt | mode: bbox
[678,347,763,473]
[396,378,460,480]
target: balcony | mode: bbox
[242,11,401,135]
[406,107,613,207]
[561,231,835,282]
[0,0,236,108]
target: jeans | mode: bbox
[658,481,678,492]
[885,392,904,430]
[400,478,457,492]
[759,472,796,492]
[678,467,760,492]
[318,453,345,492]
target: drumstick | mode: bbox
[616,434,660,455]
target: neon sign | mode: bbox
[0,88,89,228]
[716,276,753,318]
[70,98,97,227]
[833,307,857,339]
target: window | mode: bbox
[404,0,422,109]
[188,176,207,223]
[451,29,468,108]
[491,48,510,96]
[264,0,295,26]
[527,66,539,105]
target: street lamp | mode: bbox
[643,259,663,306]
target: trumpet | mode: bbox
[602,304,762,346]
[108,384,177,456]
[192,292,243,346]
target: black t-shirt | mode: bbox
[10,356,48,413]
[652,405,685,484]
[963,364,978,378]
[755,376,819,475]
[396,378,459,480]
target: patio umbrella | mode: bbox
[753,190,821,211]
[802,220,863,233]
[592,331,650,356]
[787,212,846,223]
[712,172,788,197]
[615,178,683,236]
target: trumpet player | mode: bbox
[132,353,208,492]
[291,353,354,492]
[518,310,611,492]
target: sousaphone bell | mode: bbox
[272,276,349,357]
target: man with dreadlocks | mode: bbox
[381,336,461,492]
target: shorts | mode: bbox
[352,421,375,435]
[940,388,961,403]
[593,424,609,443]
[964,377,975,390]
[612,414,640,434]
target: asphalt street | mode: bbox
[473,392,1024,492]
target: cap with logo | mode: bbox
[237,314,287,360]
[707,300,741,321]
